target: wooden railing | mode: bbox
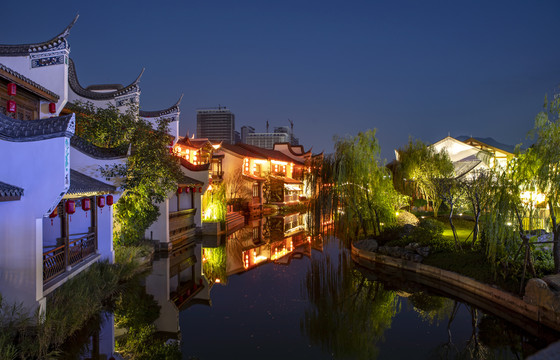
[43,232,96,283]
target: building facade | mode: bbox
[196,107,235,144]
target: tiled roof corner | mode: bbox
[140,94,183,118]
[0,14,78,57]
[0,63,60,100]
[68,58,142,101]
[178,157,210,171]
[67,169,116,196]
[0,112,75,142]
[0,181,24,198]
[70,135,129,159]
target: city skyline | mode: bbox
[3,1,560,159]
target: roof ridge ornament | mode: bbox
[0,14,78,56]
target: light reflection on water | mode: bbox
[65,212,559,359]
[173,214,555,360]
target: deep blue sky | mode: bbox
[3,1,560,160]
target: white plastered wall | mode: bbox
[0,136,69,313]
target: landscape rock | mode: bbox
[354,239,379,252]
[416,246,430,257]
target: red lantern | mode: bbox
[177,187,183,194]
[107,195,113,206]
[49,102,56,114]
[186,187,190,193]
[7,83,16,96]
[97,196,105,208]
[66,200,75,214]
[199,187,203,192]
[7,100,16,113]
[49,207,58,226]
[82,198,91,211]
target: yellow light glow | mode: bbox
[520,191,546,205]
[395,212,399,216]
[215,279,221,283]
[271,160,288,166]
[212,144,221,150]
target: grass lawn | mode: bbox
[422,217,520,293]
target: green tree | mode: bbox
[333,130,406,240]
[530,93,560,273]
[395,139,454,217]
[72,101,184,245]
[461,170,493,245]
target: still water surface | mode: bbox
[69,213,559,359]
[173,216,555,359]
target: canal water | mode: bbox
[70,212,560,359]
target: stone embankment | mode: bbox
[352,239,560,333]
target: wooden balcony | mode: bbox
[43,232,96,283]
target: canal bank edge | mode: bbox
[351,242,560,333]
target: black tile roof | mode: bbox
[139,94,183,118]
[0,15,78,57]
[0,63,60,100]
[68,58,143,101]
[178,174,203,186]
[0,112,74,142]
[71,135,129,159]
[67,169,116,196]
[0,181,23,197]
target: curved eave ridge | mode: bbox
[139,94,183,118]
[0,14,78,57]
[70,135,129,159]
[68,58,143,101]
[0,112,75,142]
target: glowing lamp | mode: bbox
[82,198,91,211]
[186,187,190,193]
[107,195,114,206]
[66,200,76,214]
[7,100,16,113]
[97,196,105,208]
[48,102,56,114]
[7,83,16,96]
[177,187,183,194]
[199,187,203,193]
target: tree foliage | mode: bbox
[72,101,184,246]
[395,139,454,216]
[333,130,407,240]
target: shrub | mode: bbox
[413,199,427,208]
[405,218,444,246]
[396,210,419,226]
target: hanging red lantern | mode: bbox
[186,187,190,193]
[49,207,58,226]
[49,102,56,114]
[7,83,16,96]
[82,198,91,211]
[177,187,183,194]
[199,187,203,192]
[7,100,16,113]
[107,195,114,206]
[97,196,105,208]
[66,200,76,214]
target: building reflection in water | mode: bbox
[141,211,328,346]
[144,240,210,337]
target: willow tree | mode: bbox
[334,130,406,240]
[395,139,454,217]
[530,93,560,273]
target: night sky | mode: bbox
[3,1,560,160]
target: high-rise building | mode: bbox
[243,123,299,149]
[241,125,255,143]
[196,106,235,144]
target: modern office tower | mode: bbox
[196,106,235,144]
[241,126,255,143]
[234,131,241,144]
[245,131,290,149]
